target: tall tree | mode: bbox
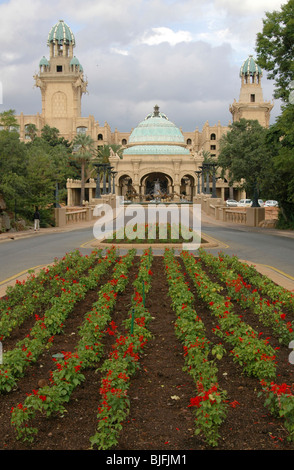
[0,109,19,131]
[40,124,60,146]
[0,130,27,212]
[256,0,294,102]
[255,0,294,226]
[263,104,294,226]
[71,133,95,204]
[218,119,272,206]
[25,123,38,142]
[95,144,123,164]
[26,137,75,208]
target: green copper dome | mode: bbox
[39,56,49,67]
[240,55,262,77]
[70,56,80,66]
[123,105,190,156]
[47,20,75,46]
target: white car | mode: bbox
[237,199,252,207]
[226,199,238,207]
[264,200,279,207]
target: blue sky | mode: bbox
[0,0,287,132]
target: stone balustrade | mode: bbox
[66,209,88,224]
[193,194,267,227]
[54,194,118,227]
[224,209,246,224]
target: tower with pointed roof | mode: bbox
[229,55,273,127]
[33,19,88,137]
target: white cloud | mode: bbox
[214,0,287,14]
[110,48,129,56]
[0,0,284,131]
[140,27,192,46]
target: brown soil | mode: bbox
[0,255,294,452]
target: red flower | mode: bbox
[188,396,202,408]
[134,291,142,304]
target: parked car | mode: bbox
[226,199,238,207]
[237,199,252,207]
[264,200,279,207]
[250,199,264,206]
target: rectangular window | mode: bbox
[57,65,63,72]
[250,94,255,102]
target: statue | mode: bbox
[153,179,161,197]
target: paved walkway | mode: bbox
[200,209,294,239]
[0,210,293,294]
[0,219,96,242]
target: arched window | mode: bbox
[210,133,216,140]
[77,126,87,134]
[98,133,103,140]
[122,139,127,145]
[187,138,192,145]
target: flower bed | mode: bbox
[0,248,293,450]
[164,249,228,447]
[102,222,204,245]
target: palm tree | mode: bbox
[71,133,95,205]
[91,144,123,190]
[96,144,123,164]
[25,123,38,142]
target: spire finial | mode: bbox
[154,104,160,117]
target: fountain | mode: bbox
[153,179,161,202]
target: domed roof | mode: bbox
[124,105,190,156]
[39,56,49,66]
[70,56,80,66]
[70,56,83,72]
[47,20,75,46]
[240,55,262,77]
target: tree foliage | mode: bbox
[96,144,123,164]
[256,0,294,101]
[218,119,272,202]
[255,0,294,227]
[0,130,27,205]
[0,122,75,227]
[71,133,95,204]
[264,104,294,226]
[0,109,19,131]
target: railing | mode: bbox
[66,209,87,224]
[224,209,246,224]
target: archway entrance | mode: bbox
[141,172,173,200]
[180,174,195,201]
[118,174,133,197]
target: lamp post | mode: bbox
[211,163,217,198]
[195,170,202,195]
[94,163,103,198]
[201,163,210,194]
[107,166,114,194]
[54,182,61,208]
[199,166,205,193]
[100,163,108,195]
[111,171,118,194]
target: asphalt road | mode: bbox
[0,228,94,283]
[0,222,293,284]
[201,224,294,278]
